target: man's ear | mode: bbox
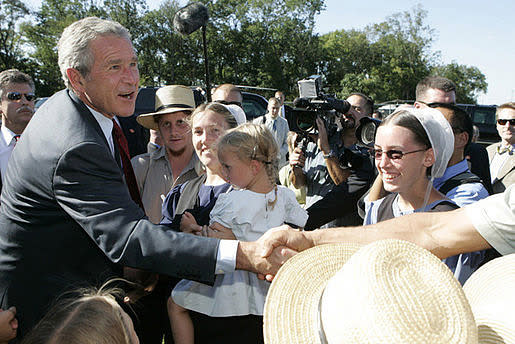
[66,68,85,94]
[455,131,469,149]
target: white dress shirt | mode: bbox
[0,125,18,183]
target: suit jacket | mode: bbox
[465,142,493,195]
[0,90,219,337]
[487,143,515,194]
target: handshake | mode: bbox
[233,224,315,281]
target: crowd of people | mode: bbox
[0,16,513,344]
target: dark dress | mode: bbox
[161,181,232,230]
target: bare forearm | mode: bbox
[325,157,351,185]
[305,208,491,259]
[290,166,306,188]
[368,174,386,202]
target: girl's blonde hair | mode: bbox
[22,281,137,344]
[218,123,279,190]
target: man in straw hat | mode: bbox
[132,85,203,224]
[259,184,514,272]
[131,85,203,343]
[0,17,293,339]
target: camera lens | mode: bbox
[360,122,377,146]
[295,110,317,133]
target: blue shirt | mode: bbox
[434,159,490,284]
[433,159,489,207]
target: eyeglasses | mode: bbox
[6,92,36,102]
[371,148,426,160]
[497,119,515,126]
[214,100,242,108]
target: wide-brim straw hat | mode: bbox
[463,253,515,344]
[264,239,477,344]
[137,85,195,130]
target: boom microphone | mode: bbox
[173,2,212,101]
[173,2,209,35]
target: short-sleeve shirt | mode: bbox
[465,184,515,255]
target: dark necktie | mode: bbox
[112,119,144,210]
[13,135,20,145]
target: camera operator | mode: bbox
[290,93,375,229]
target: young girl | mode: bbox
[364,107,456,224]
[169,123,308,344]
[21,283,139,344]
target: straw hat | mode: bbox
[264,239,477,344]
[136,85,195,130]
[463,254,515,344]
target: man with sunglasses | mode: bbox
[487,102,515,194]
[415,76,492,194]
[0,69,35,191]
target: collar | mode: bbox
[0,125,17,146]
[432,159,469,190]
[86,105,114,142]
[152,146,203,175]
[497,143,515,154]
[265,113,278,121]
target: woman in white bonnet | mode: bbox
[364,107,457,224]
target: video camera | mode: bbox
[291,75,351,136]
[290,75,382,169]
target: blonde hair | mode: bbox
[218,123,279,207]
[22,282,136,344]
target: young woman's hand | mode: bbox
[180,212,202,235]
[206,222,236,239]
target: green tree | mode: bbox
[432,62,487,104]
[0,0,32,71]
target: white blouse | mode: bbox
[172,186,308,316]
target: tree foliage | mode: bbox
[432,62,488,103]
[2,0,488,103]
[0,0,32,71]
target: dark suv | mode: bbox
[456,104,499,146]
[377,100,499,146]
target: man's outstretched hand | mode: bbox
[260,225,314,258]
[236,225,314,281]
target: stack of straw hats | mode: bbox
[264,239,515,344]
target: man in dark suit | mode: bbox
[0,17,289,339]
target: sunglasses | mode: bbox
[371,148,426,160]
[214,100,242,108]
[497,119,515,126]
[6,92,36,102]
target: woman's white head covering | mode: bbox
[410,107,454,180]
[387,106,455,209]
[221,104,247,125]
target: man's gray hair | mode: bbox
[0,69,35,98]
[57,17,132,89]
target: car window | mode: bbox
[472,108,496,126]
[242,100,267,121]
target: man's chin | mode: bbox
[167,147,186,157]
